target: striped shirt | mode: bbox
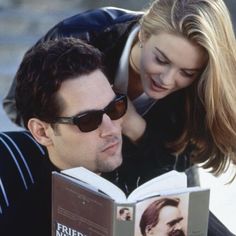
[0,131,56,235]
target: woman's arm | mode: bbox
[121,98,146,143]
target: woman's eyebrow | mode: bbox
[155,47,170,61]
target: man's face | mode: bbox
[147,205,185,236]
[47,69,123,173]
[120,209,131,221]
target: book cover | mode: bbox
[52,167,210,236]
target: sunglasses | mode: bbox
[53,94,127,132]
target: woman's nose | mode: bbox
[159,67,176,86]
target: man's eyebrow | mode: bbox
[72,94,117,117]
[154,47,203,72]
[167,217,184,226]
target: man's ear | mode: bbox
[145,225,154,235]
[27,118,53,147]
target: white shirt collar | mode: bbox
[113,25,140,93]
[113,25,157,116]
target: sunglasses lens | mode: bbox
[71,95,127,133]
[74,112,102,132]
[106,95,127,120]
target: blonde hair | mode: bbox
[140,0,236,176]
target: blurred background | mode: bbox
[0,0,236,233]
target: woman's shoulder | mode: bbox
[37,7,142,46]
[56,7,142,32]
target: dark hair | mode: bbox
[139,197,180,236]
[15,37,104,127]
[119,207,130,215]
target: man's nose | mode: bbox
[99,114,121,137]
[174,222,182,230]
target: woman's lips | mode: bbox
[150,78,168,92]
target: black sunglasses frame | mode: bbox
[53,94,127,132]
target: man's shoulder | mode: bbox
[0,131,48,216]
[0,131,46,162]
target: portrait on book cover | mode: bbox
[116,206,134,221]
[134,194,189,236]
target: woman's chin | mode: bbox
[145,87,169,100]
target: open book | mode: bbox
[52,167,210,236]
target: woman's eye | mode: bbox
[181,70,196,78]
[155,56,168,65]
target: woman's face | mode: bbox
[139,32,207,100]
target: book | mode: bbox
[52,167,210,236]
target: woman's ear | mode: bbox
[27,118,53,147]
[138,30,144,47]
[138,29,151,45]
[138,29,148,44]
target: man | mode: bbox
[140,197,185,236]
[118,207,132,221]
[0,37,136,236]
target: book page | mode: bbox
[62,168,188,203]
[127,170,187,202]
[140,186,204,201]
[61,167,127,202]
